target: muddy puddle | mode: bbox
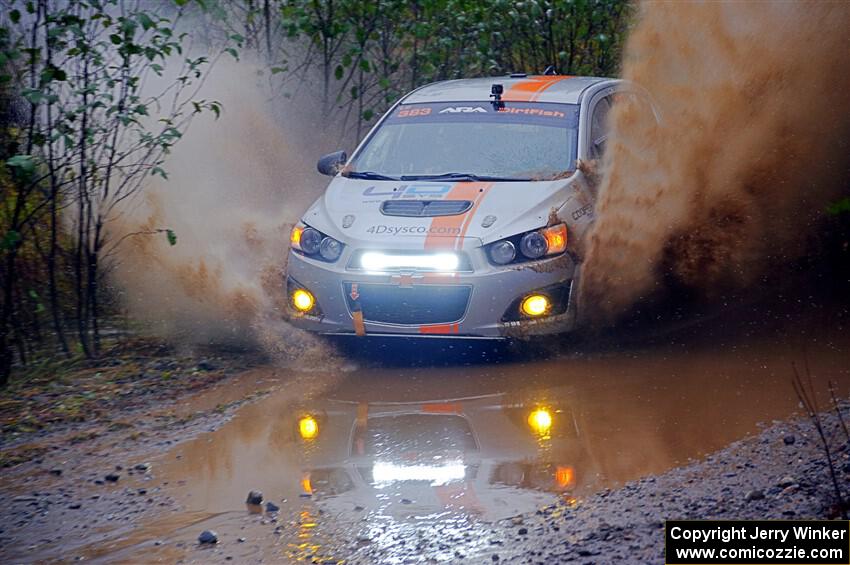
[70,322,850,564]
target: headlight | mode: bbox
[489,240,516,265]
[319,237,343,261]
[520,232,547,259]
[486,223,568,266]
[290,222,344,263]
[300,227,323,254]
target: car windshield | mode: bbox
[348,102,579,181]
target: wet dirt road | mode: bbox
[53,306,850,564]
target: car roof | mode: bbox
[401,75,611,105]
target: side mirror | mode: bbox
[317,150,347,176]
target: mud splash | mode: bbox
[580,2,850,324]
[110,59,335,364]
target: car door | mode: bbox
[586,87,659,164]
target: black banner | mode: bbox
[666,520,849,564]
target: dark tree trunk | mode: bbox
[75,55,91,358]
[264,0,272,59]
[43,0,69,356]
[0,248,18,387]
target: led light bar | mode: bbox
[360,251,459,272]
[372,461,466,485]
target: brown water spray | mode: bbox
[110,59,340,366]
[579,1,850,325]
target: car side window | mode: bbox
[589,96,611,160]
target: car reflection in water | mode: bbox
[293,392,600,522]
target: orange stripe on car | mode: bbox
[421,273,457,283]
[422,402,462,414]
[504,76,572,102]
[425,182,493,251]
[424,182,484,250]
[419,322,460,335]
[455,183,493,250]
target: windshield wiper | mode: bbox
[344,171,400,181]
[399,172,530,182]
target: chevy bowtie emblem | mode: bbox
[350,283,360,301]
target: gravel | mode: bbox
[198,530,218,544]
[488,406,850,563]
[336,403,850,564]
[246,490,263,505]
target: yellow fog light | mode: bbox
[292,289,315,312]
[299,416,319,440]
[528,408,552,436]
[521,294,550,317]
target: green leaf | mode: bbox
[826,197,850,216]
[10,9,21,23]
[224,47,238,60]
[28,290,45,313]
[6,154,36,180]
[137,13,155,31]
[22,89,44,104]
[151,166,168,179]
[270,66,286,75]
[334,65,343,80]
[121,19,138,37]
[110,34,122,45]
[1,230,21,251]
[166,229,177,246]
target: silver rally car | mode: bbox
[286,74,649,338]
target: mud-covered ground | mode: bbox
[1,290,849,564]
[0,339,275,562]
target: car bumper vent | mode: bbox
[345,283,471,325]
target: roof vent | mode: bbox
[510,72,527,78]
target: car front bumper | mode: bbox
[285,249,578,339]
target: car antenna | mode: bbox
[490,83,504,110]
[543,65,558,75]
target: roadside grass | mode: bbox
[0,335,250,451]
[0,443,50,468]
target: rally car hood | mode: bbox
[302,175,575,248]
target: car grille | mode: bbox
[344,283,471,325]
[380,200,472,217]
